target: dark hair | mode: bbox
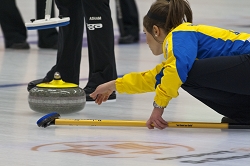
[143,0,193,35]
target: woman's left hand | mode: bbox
[146,107,168,129]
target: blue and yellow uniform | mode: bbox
[115,23,250,108]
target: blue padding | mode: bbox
[36,112,59,125]
[27,21,70,30]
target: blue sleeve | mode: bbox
[172,31,198,83]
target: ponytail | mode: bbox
[143,0,193,35]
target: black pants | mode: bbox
[0,0,58,48]
[46,0,117,87]
[182,54,250,123]
[115,0,139,38]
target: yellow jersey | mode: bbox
[116,23,250,107]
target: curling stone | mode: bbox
[28,72,86,114]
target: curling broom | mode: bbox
[25,0,70,30]
[37,112,250,129]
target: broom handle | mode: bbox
[45,0,52,20]
[115,0,125,36]
[54,119,250,129]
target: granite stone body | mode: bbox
[28,87,86,114]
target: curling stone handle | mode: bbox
[53,72,62,80]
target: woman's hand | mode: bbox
[146,107,168,129]
[89,80,116,105]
